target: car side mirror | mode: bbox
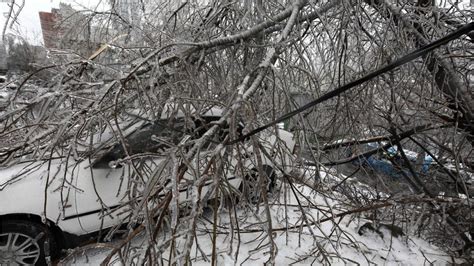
[92,153,123,169]
[92,159,123,169]
[108,160,123,169]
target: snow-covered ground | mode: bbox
[59,170,458,265]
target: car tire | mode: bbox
[240,166,276,204]
[0,219,55,266]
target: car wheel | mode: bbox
[240,166,276,204]
[0,220,53,266]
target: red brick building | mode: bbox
[38,4,92,52]
[38,10,61,49]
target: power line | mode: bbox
[228,22,474,145]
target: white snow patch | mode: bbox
[59,171,457,265]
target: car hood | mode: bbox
[0,158,66,191]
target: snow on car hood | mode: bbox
[0,158,63,191]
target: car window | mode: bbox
[92,116,239,168]
[94,119,191,165]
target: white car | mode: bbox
[0,107,296,265]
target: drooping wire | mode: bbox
[227,22,474,145]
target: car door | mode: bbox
[59,156,131,234]
[62,115,239,233]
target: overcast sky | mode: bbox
[0,0,107,45]
[1,0,471,46]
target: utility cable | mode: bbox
[227,22,474,145]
